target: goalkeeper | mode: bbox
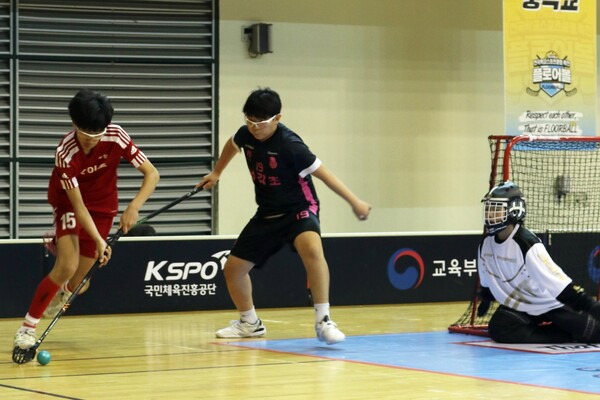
[478,181,600,343]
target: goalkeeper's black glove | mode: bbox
[477,286,494,317]
[557,283,600,319]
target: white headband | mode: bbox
[76,126,107,138]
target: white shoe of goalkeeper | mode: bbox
[215,319,267,338]
[14,327,37,350]
[42,287,71,318]
[315,316,346,345]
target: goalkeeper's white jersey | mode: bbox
[478,224,572,316]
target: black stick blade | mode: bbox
[12,346,36,364]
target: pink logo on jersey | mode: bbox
[246,149,252,159]
[269,156,277,169]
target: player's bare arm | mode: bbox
[119,159,160,234]
[311,165,372,220]
[65,187,111,265]
[196,137,239,190]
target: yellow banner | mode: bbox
[504,0,596,135]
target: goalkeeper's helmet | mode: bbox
[482,181,526,235]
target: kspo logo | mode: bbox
[387,248,425,290]
[144,250,230,281]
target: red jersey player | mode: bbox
[14,89,159,351]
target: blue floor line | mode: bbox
[226,331,600,394]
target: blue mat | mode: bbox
[226,331,600,394]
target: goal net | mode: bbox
[449,134,600,336]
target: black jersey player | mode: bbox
[197,88,371,344]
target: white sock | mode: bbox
[240,307,258,324]
[23,313,40,330]
[314,302,330,323]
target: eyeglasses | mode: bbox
[76,125,107,138]
[244,114,278,129]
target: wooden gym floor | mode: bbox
[0,303,598,399]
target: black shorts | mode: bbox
[230,209,321,268]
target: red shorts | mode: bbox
[53,206,114,259]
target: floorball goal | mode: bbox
[449,134,600,336]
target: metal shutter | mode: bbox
[0,0,9,238]
[14,0,216,238]
[0,162,9,237]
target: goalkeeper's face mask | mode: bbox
[482,181,526,235]
[483,198,510,235]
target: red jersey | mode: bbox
[48,123,147,215]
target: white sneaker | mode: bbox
[215,319,266,338]
[315,316,345,345]
[43,287,71,318]
[14,327,37,350]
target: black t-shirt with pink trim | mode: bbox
[232,123,321,217]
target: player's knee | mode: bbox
[302,250,326,267]
[488,306,533,343]
[223,256,253,280]
[50,259,79,282]
[578,314,600,342]
[296,241,326,266]
[488,321,514,343]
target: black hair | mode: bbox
[242,88,281,119]
[125,224,156,236]
[69,89,114,133]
